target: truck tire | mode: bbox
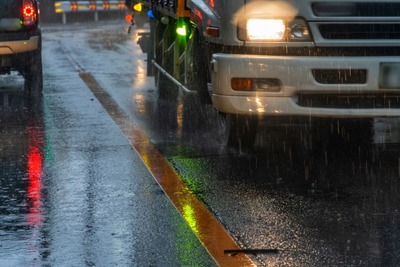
[24,48,43,98]
[185,28,210,104]
[153,21,177,100]
[218,112,258,151]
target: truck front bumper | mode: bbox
[211,53,400,118]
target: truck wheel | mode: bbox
[218,112,258,150]
[154,21,177,100]
[24,49,43,97]
[185,29,210,104]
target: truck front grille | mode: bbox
[312,2,400,17]
[297,93,400,109]
[319,24,400,40]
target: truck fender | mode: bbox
[187,0,220,36]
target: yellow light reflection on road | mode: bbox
[80,71,256,267]
[127,31,148,88]
[183,202,200,235]
[133,94,146,115]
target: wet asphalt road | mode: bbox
[1,19,400,266]
[0,22,216,266]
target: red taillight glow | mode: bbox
[24,5,34,17]
[22,0,37,26]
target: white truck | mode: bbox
[130,0,400,148]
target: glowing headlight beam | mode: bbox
[247,19,285,40]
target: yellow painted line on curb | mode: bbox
[79,72,256,267]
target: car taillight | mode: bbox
[22,0,38,27]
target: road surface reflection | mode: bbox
[0,83,45,265]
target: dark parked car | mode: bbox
[0,0,42,96]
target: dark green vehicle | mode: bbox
[0,0,42,96]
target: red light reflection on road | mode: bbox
[26,126,43,227]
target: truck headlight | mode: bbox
[238,18,311,42]
[246,19,285,40]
